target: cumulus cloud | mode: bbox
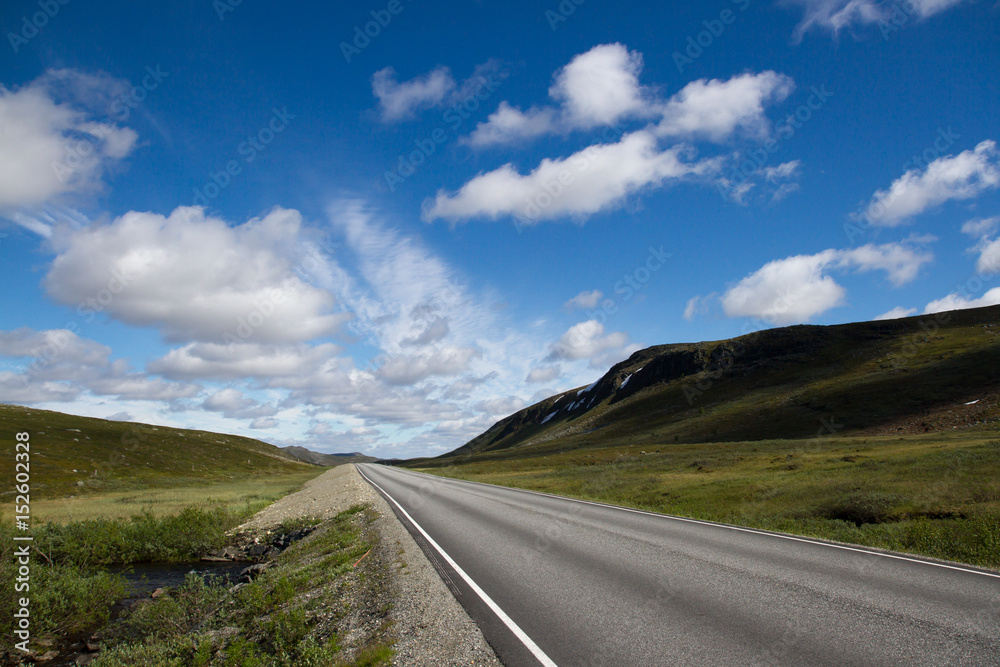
[0,327,199,404]
[150,342,343,381]
[45,206,350,344]
[465,44,647,146]
[924,287,1000,314]
[467,46,790,149]
[550,43,650,129]
[962,216,1000,275]
[565,290,603,311]
[0,69,137,218]
[377,346,481,386]
[464,102,557,146]
[547,320,632,367]
[862,140,999,226]
[874,306,917,320]
[714,243,933,324]
[202,387,277,419]
[786,0,970,40]
[423,130,719,223]
[655,72,794,142]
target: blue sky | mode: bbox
[1,0,998,457]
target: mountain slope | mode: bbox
[280,446,377,466]
[445,305,1000,459]
[0,404,311,498]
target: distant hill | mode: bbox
[438,305,1000,461]
[0,404,311,499]
[280,446,377,466]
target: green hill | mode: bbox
[0,404,313,500]
[437,305,1000,462]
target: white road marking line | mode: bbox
[393,465,1000,582]
[357,466,559,667]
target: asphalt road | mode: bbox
[357,463,1000,666]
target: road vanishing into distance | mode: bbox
[357,463,1000,666]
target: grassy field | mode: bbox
[0,403,316,500]
[418,431,1000,569]
[1,469,322,523]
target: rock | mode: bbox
[201,555,229,562]
[75,654,95,665]
[246,544,269,558]
[238,562,269,582]
[130,598,153,610]
[86,641,101,652]
[151,587,166,599]
[37,651,59,662]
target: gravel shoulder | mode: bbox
[235,464,502,666]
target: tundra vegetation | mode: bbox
[0,406,392,665]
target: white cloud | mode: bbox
[202,387,276,419]
[525,366,561,383]
[150,342,343,381]
[547,320,630,367]
[863,140,1000,226]
[974,238,1000,275]
[464,44,648,146]
[765,160,802,182]
[423,130,719,223]
[962,216,1000,275]
[464,102,556,146]
[250,417,278,429]
[656,72,794,142]
[786,0,970,40]
[467,46,791,149]
[924,287,1000,314]
[0,69,137,216]
[372,61,504,122]
[550,43,649,129]
[565,290,603,310]
[874,306,917,320]
[377,346,481,386]
[962,216,1000,238]
[476,396,526,417]
[372,66,455,121]
[0,327,200,404]
[717,243,933,324]
[45,206,350,344]
[87,375,200,401]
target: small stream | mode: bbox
[45,560,249,666]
